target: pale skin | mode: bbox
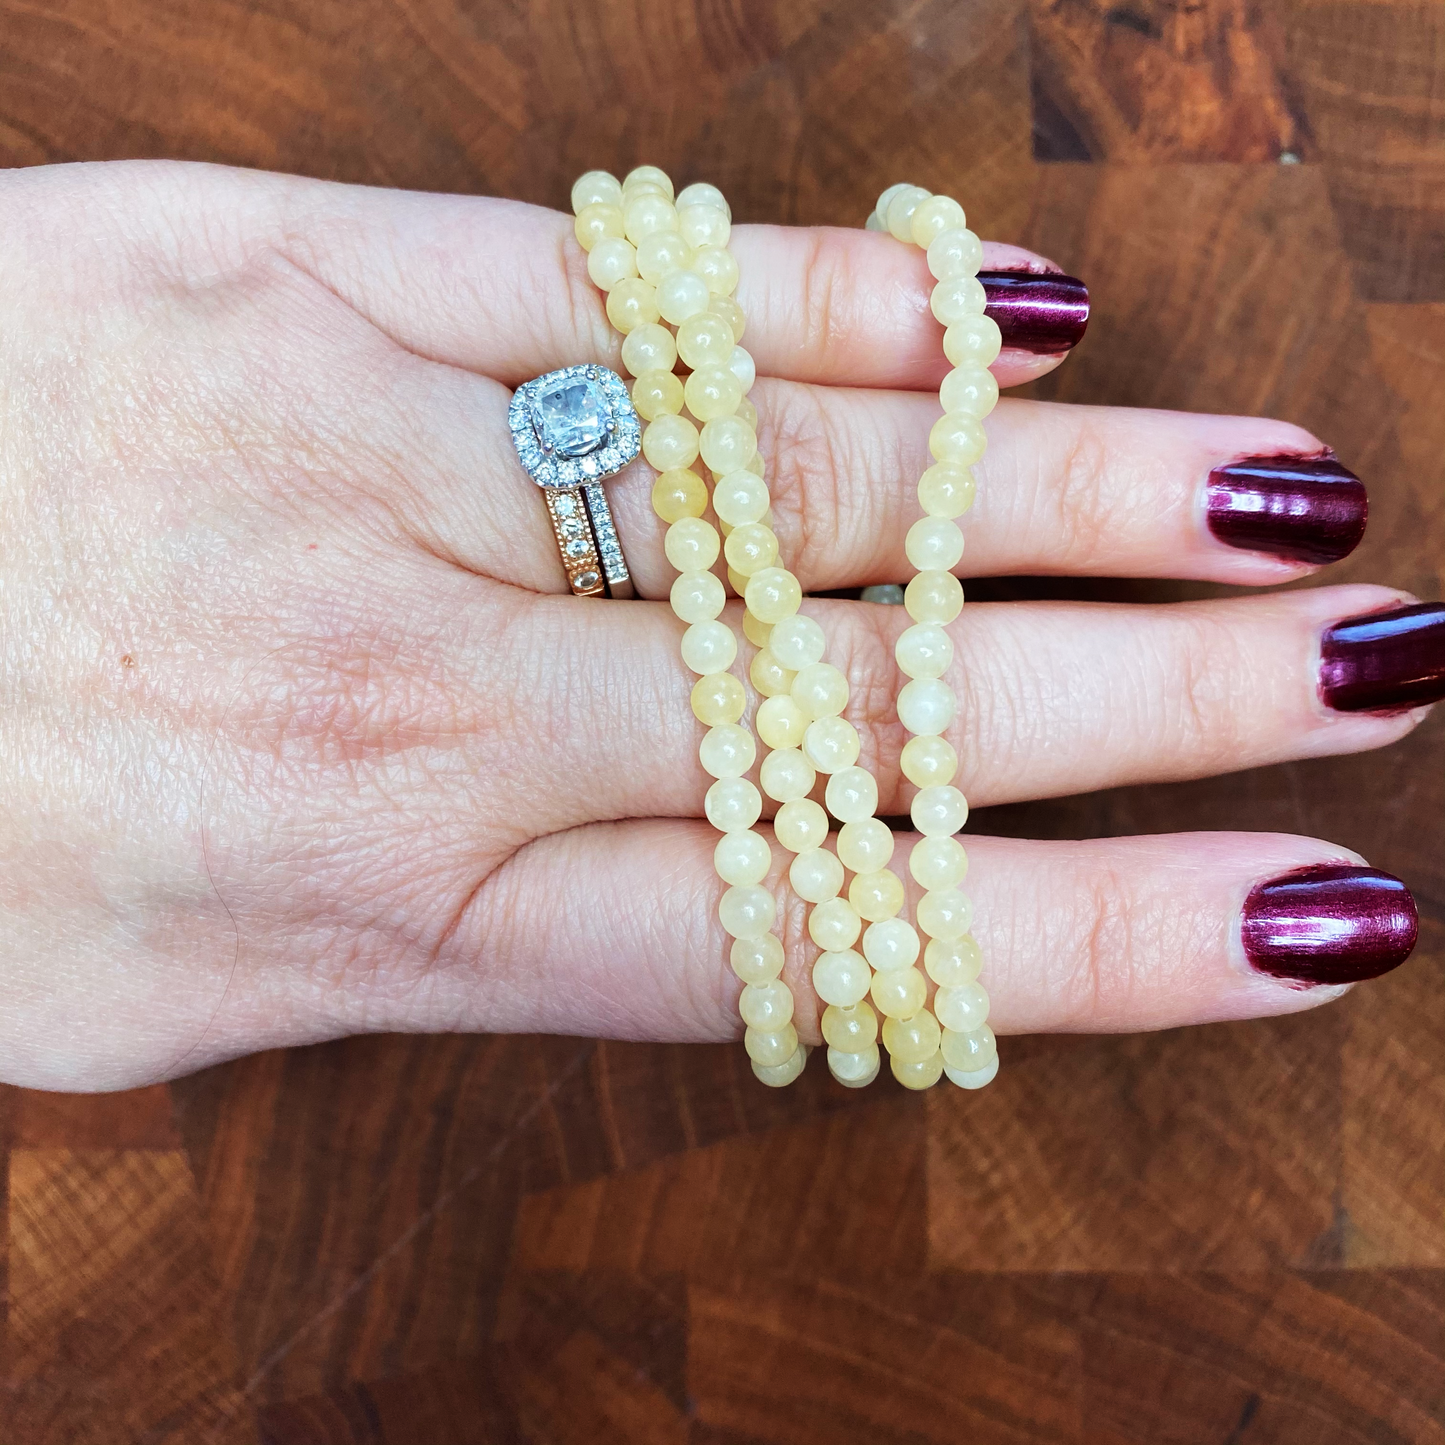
[0,160,1426,1092]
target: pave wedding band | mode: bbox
[509,364,641,598]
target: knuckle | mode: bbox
[1046,417,1114,567]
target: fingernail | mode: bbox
[1320,602,1445,713]
[980,271,1089,354]
[1207,452,1367,565]
[1243,864,1418,986]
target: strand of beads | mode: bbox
[865,182,1000,1090]
[571,165,807,1087]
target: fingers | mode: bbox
[395,819,1417,1046]
[546,586,1429,828]
[188,167,1080,389]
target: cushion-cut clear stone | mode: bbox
[530,376,610,457]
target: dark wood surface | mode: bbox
[1,1,1442,1440]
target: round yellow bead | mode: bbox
[572,169,623,213]
[885,185,930,242]
[699,722,756,779]
[809,897,862,952]
[735,395,758,430]
[670,569,725,624]
[714,829,771,887]
[801,716,860,774]
[904,569,964,624]
[871,966,927,1020]
[790,847,844,903]
[944,315,1003,369]
[917,463,977,518]
[874,182,913,222]
[911,836,969,891]
[744,568,803,625]
[791,662,850,719]
[664,516,720,572]
[753,1044,808,1088]
[775,798,829,854]
[693,245,740,296]
[812,949,870,1007]
[883,1009,942,1064]
[910,784,968,837]
[740,978,795,1031]
[926,226,984,281]
[850,868,905,922]
[910,194,966,248]
[606,278,660,333]
[710,295,746,342]
[657,268,713,326]
[643,413,701,471]
[575,202,625,252]
[676,181,730,217]
[700,415,758,474]
[891,1050,944,1090]
[713,470,769,526]
[837,817,894,873]
[684,364,743,422]
[928,413,987,465]
[944,1054,997,1089]
[652,467,708,523]
[759,746,815,803]
[727,345,757,394]
[939,365,999,420]
[900,735,958,789]
[621,321,678,378]
[719,883,775,939]
[905,516,965,572]
[895,623,953,680]
[622,164,674,199]
[681,619,738,675]
[930,276,988,326]
[706,777,762,832]
[587,236,638,291]
[678,203,731,250]
[941,1022,996,1073]
[917,888,974,941]
[636,230,694,284]
[821,1000,879,1052]
[692,671,746,726]
[676,312,735,369]
[634,369,685,421]
[934,981,989,1033]
[742,609,773,648]
[731,931,784,983]
[749,648,795,697]
[824,766,877,824]
[829,1043,881,1087]
[861,916,920,972]
[724,522,778,576]
[623,193,679,246]
[768,615,826,671]
[924,933,982,988]
[756,695,810,751]
[745,1023,799,1068]
[897,677,956,737]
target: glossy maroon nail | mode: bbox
[979,271,1089,354]
[1207,452,1367,565]
[1243,864,1418,986]
[1319,602,1445,712]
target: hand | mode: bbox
[1,160,1430,1092]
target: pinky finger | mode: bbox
[419,821,1419,1057]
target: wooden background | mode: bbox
[1,0,1442,1440]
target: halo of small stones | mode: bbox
[508,364,641,489]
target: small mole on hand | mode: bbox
[121,654,135,668]
[307,543,318,550]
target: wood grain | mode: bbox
[0,0,1440,1440]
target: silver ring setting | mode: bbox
[509,365,640,598]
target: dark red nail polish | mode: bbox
[1320,602,1445,713]
[979,271,1089,354]
[1243,864,1418,986]
[1206,452,1367,565]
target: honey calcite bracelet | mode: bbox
[867,182,1000,1089]
[572,165,810,1087]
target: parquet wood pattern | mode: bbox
[0,0,1440,1440]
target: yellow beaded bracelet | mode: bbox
[572,165,809,1086]
[866,182,1000,1090]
